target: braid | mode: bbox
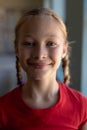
[16,56,23,86]
[62,45,71,85]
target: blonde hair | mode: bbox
[14,7,71,85]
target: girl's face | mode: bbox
[16,15,67,80]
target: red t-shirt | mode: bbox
[0,82,87,130]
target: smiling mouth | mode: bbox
[27,62,52,69]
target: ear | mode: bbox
[62,44,68,58]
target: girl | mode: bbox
[0,7,87,130]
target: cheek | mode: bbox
[50,47,63,60]
[18,47,30,59]
[18,49,31,67]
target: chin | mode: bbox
[27,70,53,80]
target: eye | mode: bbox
[47,41,57,47]
[23,41,35,47]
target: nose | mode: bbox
[33,45,47,60]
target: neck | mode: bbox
[21,77,60,109]
[22,77,59,100]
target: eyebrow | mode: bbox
[25,34,59,38]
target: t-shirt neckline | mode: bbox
[17,82,63,112]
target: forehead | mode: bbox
[18,15,63,39]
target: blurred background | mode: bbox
[0,0,87,96]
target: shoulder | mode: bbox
[59,82,87,103]
[59,82,87,124]
[0,87,20,107]
[0,87,20,127]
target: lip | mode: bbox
[27,62,51,69]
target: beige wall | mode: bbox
[0,0,43,96]
[0,0,43,9]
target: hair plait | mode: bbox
[16,56,23,86]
